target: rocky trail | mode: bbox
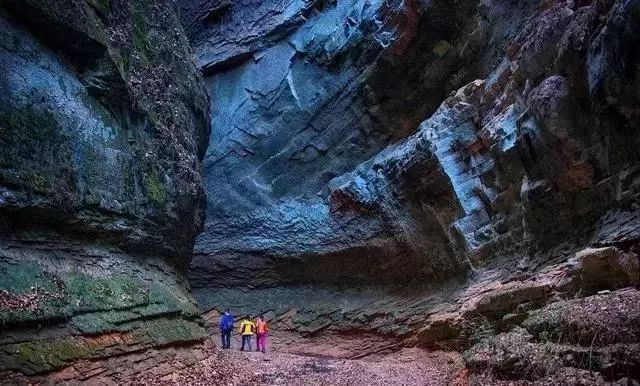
[134,340,467,386]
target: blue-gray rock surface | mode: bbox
[0,0,211,381]
[185,2,640,382]
[2,0,640,383]
[184,0,539,288]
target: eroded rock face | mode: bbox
[186,0,640,364]
[0,0,210,380]
[1,0,209,260]
[2,0,640,383]
[466,288,640,384]
[183,0,540,301]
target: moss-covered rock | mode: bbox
[0,245,207,376]
[0,263,151,324]
[0,338,91,375]
[465,289,640,384]
[0,0,210,262]
[132,318,206,347]
[523,288,640,347]
[0,106,75,199]
[464,327,562,381]
[143,171,167,204]
[0,3,210,379]
[0,316,205,375]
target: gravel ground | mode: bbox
[132,344,467,385]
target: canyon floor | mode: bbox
[133,336,467,386]
[131,327,625,386]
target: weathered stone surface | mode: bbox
[524,288,640,348]
[1,0,209,261]
[185,0,541,295]
[415,312,464,347]
[465,327,564,381]
[2,0,640,383]
[0,0,210,381]
[567,247,640,293]
[186,3,640,362]
[466,288,640,384]
[187,1,640,382]
[3,340,216,385]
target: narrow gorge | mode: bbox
[1,0,639,384]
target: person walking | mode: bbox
[239,315,255,351]
[219,309,234,349]
[255,315,268,353]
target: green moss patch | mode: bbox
[0,263,148,325]
[70,302,184,334]
[0,105,74,196]
[131,1,154,63]
[66,273,147,312]
[0,317,205,375]
[148,282,199,317]
[86,0,110,15]
[132,318,206,346]
[432,40,452,58]
[143,171,166,204]
[0,338,91,375]
[0,263,69,323]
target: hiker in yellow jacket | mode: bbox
[238,315,255,351]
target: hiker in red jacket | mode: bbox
[255,315,268,353]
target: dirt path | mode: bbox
[134,341,467,385]
[224,347,466,385]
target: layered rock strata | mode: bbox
[1,0,639,384]
[185,2,640,383]
[0,0,210,381]
[184,0,539,305]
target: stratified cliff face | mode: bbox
[2,0,639,383]
[331,0,640,265]
[185,0,640,382]
[0,1,210,382]
[183,0,538,289]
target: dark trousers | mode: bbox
[241,335,252,351]
[221,330,231,349]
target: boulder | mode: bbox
[569,247,640,293]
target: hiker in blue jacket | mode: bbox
[219,309,234,349]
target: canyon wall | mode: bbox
[185,0,638,321]
[1,0,639,384]
[185,0,640,382]
[0,0,211,382]
[183,0,538,308]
